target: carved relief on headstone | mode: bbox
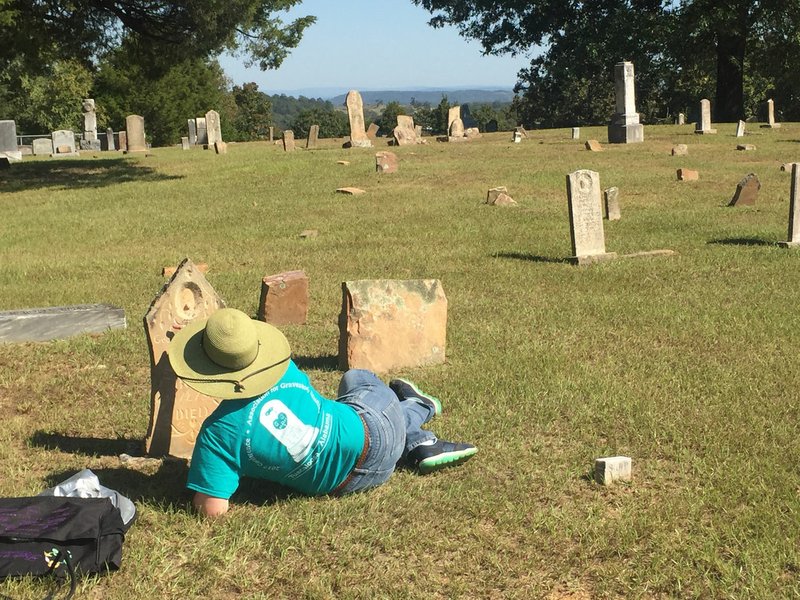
[608,61,644,144]
[780,164,800,248]
[566,170,617,265]
[375,151,398,173]
[695,99,717,134]
[345,90,372,148]
[144,258,226,458]
[282,130,295,152]
[125,115,147,153]
[257,270,309,325]
[338,279,448,373]
[0,120,22,162]
[728,173,760,207]
[307,124,319,149]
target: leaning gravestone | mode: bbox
[0,121,22,162]
[257,270,309,325]
[695,99,717,134]
[306,124,319,149]
[51,130,78,156]
[736,120,746,138]
[32,138,53,156]
[187,119,197,145]
[338,279,448,372]
[608,61,644,144]
[80,99,101,151]
[671,144,688,156]
[125,115,147,153]
[572,127,580,140]
[117,130,127,152]
[766,99,780,129]
[366,122,379,140]
[728,173,760,207]
[345,90,372,148]
[0,304,126,343]
[566,170,617,265]
[195,117,208,145]
[104,128,115,151]
[205,110,222,147]
[282,130,295,152]
[604,187,621,221]
[144,259,225,458]
[375,151,398,173]
[779,163,800,248]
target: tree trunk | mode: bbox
[714,14,747,121]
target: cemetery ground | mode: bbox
[1,124,799,599]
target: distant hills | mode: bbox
[328,89,515,106]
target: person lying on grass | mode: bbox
[168,308,478,517]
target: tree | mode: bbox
[290,107,349,139]
[230,83,272,141]
[377,101,406,134]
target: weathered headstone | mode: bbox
[375,151,398,173]
[51,130,77,156]
[125,115,147,153]
[447,106,461,133]
[366,122,379,140]
[608,61,644,144]
[338,279,447,372]
[728,173,760,207]
[80,99,101,151]
[143,259,225,458]
[187,119,197,145]
[104,128,115,151]
[415,124,423,138]
[282,130,295,151]
[677,113,686,125]
[486,187,516,206]
[515,125,529,138]
[779,163,800,248]
[195,117,208,145]
[205,110,222,147]
[736,120,746,138]
[695,99,717,134]
[595,456,632,485]
[345,90,372,148]
[0,120,22,162]
[677,168,699,181]
[464,127,481,139]
[118,130,127,152]
[32,138,53,156]
[566,170,617,265]
[448,118,465,141]
[572,127,580,140]
[604,187,621,220]
[268,126,274,143]
[181,137,190,150]
[393,116,418,146]
[513,131,522,143]
[306,124,319,149]
[257,270,309,325]
[0,304,126,343]
[671,144,688,156]
[213,141,227,155]
[766,99,780,128]
[585,140,603,152]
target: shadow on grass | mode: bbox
[707,237,776,247]
[493,251,571,264]
[293,354,340,372]
[30,431,141,457]
[0,157,182,192]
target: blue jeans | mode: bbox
[335,369,436,494]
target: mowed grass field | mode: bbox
[1,123,800,599]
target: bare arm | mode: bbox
[193,492,229,518]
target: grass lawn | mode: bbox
[1,123,799,599]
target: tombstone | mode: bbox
[604,187,621,221]
[187,119,197,145]
[447,106,461,133]
[677,113,686,125]
[338,279,447,372]
[205,110,222,148]
[118,130,127,152]
[671,144,688,156]
[415,125,423,138]
[181,136,190,150]
[105,128,115,151]
[677,168,699,181]
[0,304,125,343]
[572,127,580,140]
[366,122,379,140]
[728,173,760,207]
[736,144,756,151]
[125,115,147,153]
[213,141,227,155]
[448,118,465,140]
[514,125,528,138]
[32,138,53,156]
[257,270,309,325]
[566,170,617,265]
[695,99,717,134]
[51,130,77,156]
[282,130,295,152]
[464,127,481,139]
[513,131,522,143]
[736,120,746,138]
[345,90,372,148]
[79,99,101,151]
[268,126,274,143]
[19,145,32,156]
[195,117,208,145]
[766,99,780,128]
[486,186,516,206]
[585,140,603,152]
[779,163,800,248]
[595,456,632,485]
[306,124,319,149]
[608,61,644,144]
[393,115,417,146]
[0,121,22,161]
[143,259,226,458]
[375,151,398,174]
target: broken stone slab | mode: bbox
[366,123,379,140]
[604,187,621,220]
[257,270,309,326]
[728,173,760,207]
[338,279,447,373]
[144,258,225,458]
[671,144,688,156]
[162,262,208,277]
[299,229,319,239]
[585,140,603,152]
[595,456,632,485]
[336,160,350,166]
[336,187,366,195]
[736,144,756,151]
[214,141,227,154]
[375,151,398,173]
[0,304,126,343]
[492,193,517,206]
[677,168,699,181]
[486,186,508,204]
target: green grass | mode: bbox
[2,124,800,598]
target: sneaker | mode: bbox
[407,440,477,474]
[389,378,442,418]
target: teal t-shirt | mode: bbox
[187,361,365,498]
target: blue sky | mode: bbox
[219,0,533,98]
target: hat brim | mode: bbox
[167,315,291,399]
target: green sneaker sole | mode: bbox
[402,380,443,417]
[418,447,478,474]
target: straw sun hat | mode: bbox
[168,308,291,399]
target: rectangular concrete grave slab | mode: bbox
[728,173,760,207]
[32,138,53,156]
[143,258,226,458]
[604,187,621,220]
[338,279,447,373]
[780,163,800,248]
[345,90,372,148]
[566,170,617,265]
[0,304,126,343]
[595,456,632,485]
[125,115,146,153]
[282,130,295,151]
[257,270,309,325]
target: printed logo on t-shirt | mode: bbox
[259,399,319,463]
